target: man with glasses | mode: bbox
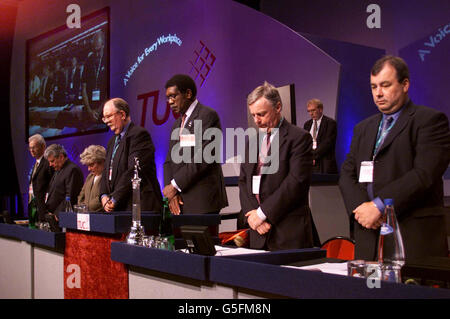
[100,97,162,212]
[162,74,228,215]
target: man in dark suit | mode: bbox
[303,99,338,174]
[44,144,83,218]
[67,56,82,104]
[28,134,53,223]
[239,81,315,250]
[100,98,162,212]
[339,55,450,261]
[162,74,228,215]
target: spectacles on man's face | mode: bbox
[102,111,120,123]
[166,92,180,102]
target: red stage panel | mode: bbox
[64,230,128,299]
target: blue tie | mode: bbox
[111,134,121,160]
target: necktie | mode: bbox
[255,131,271,203]
[312,120,318,141]
[29,162,38,203]
[111,134,121,160]
[180,113,187,131]
[373,116,394,157]
[31,161,38,180]
[382,116,393,134]
[368,116,394,199]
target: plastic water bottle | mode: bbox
[377,198,405,283]
[64,196,74,213]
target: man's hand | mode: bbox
[163,184,178,201]
[353,201,382,229]
[245,209,264,230]
[169,194,184,215]
[102,196,115,213]
[256,221,271,235]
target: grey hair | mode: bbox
[79,145,106,165]
[28,134,46,147]
[247,81,282,108]
[44,144,67,159]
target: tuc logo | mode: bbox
[137,90,180,127]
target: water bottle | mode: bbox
[377,198,405,283]
[159,197,174,250]
[64,196,74,213]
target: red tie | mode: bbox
[255,131,271,203]
[180,114,187,136]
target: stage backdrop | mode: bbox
[399,22,450,121]
[10,0,340,212]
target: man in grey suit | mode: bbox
[239,81,315,250]
[339,55,450,261]
[162,74,228,215]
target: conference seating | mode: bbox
[321,236,355,260]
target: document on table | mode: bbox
[282,262,348,276]
[214,246,268,256]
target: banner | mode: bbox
[64,230,128,299]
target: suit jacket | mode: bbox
[339,100,450,261]
[46,159,84,216]
[77,173,102,212]
[239,119,315,250]
[29,157,53,221]
[163,102,228,214]
[100,122,162,212]
[304,115,338,174]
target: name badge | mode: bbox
[92,90,100,101]
[252,175,261,194]
[180,134,196,147]
[77,213,90,231]
[359,161,374,183]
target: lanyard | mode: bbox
[373,117,394,158]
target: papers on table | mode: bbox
[214,246,268,256]
[283,262,348,276]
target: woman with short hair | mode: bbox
[78,145,106,212]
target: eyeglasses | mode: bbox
[102,111,120,122]
[166,92,179,102]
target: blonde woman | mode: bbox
[78,145,106,212]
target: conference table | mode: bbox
[1,212,449,299]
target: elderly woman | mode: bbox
[78,145,106,212]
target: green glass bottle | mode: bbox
[159,197,175,250]
[28,198,37,229]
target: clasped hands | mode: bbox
[353,201,384,230]
[245,209,271,235]
[101,196,115,212]
[162,184,183,215]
